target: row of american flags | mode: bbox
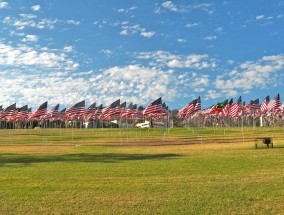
[178,93,283,119]
[0,97,169,123]
[0,93,283,124]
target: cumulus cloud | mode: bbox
[162,1,178,12]
[140,31,155,38]
[137,51,217,70]
[256,15,265,20]
[119,23,155,38]
[215,55,284,91]
[3,15,58,30]
[255,14,274,25]
[116,6,137,13]
[66,20,80,25]
[215,27,223,32]
[0,43,77,69]
[1,60,214,108]
[0,69,91,108]
[185,23,199,28]
[0,45,185,108]
[0,1,8,9]
[155,1,188,13]
[177,38,186,43]
[89,65,177,105]
[4,14,80,31]
[31,5,41,11]
[204,36,217,40]
[192,3,214,15]
[21,34,38,42]
[63,46,73,53]
[99,49,113,55]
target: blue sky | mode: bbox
[0,0,283,110]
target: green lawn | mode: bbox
[0,127,284,214]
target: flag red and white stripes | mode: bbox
[229,96,241,119]
[143,97,164,117]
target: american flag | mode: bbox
[136,106,144,119]
[118,101,127,118]
[267,93,281,112]
[122,103,134,118]
[201,105,214,115]
[244,98,260,116]
[48,104,60,121]
[260,95,270,113]
[143,97,164,117]
[29,101,48,120]
[4,103,17,122]
[59,108,66,121]
[66,100,85,120]
[102,99,120,120]
[16,105,29,121]
[94,104,103,119]
[159,102,170,117]
[85,102,96,120]
[178,97,198,119]
[194,96,201,112]
[229,96,241,119]
[131,104,142,119]
[222,98,233,116]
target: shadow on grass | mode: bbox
[0,153,182,167]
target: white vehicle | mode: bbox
[135,121,150,128]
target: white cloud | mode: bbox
[256,15,265,20]
[0,69,92,109]
[227,60,234,65]
[206,90,222,99]
[63,46,73,53]
[136,51,217,70]
[66,20,80,25]
[0,43,77,69]
[31,5,41,11]
[3,15,58,30]
[215,27,223,32]
[0,1,8,9]
[168,54,216,69]
[204,36,217,40]
[162,1,178,12]
[192,3,214,15]
[215,55,284,91]
[91,65,177,104]
[72,63,79,68]
[0,46,191,108]
[119,23,154,38]
[116,6,137,13]
[5,47,278,109]
[155,1,188,13]
[19,13,37,19]
[177,38,186,43]
[140,31,155,38]
[99,49,113,55]
[21,35,38,42]
[4,14,80,31]
[185,23,199,28]
[120,29,128,35]
[255,14,274,25]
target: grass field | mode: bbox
[0,127,284,214]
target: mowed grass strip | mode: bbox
[1,126,284,145]
[0,128,284,214]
